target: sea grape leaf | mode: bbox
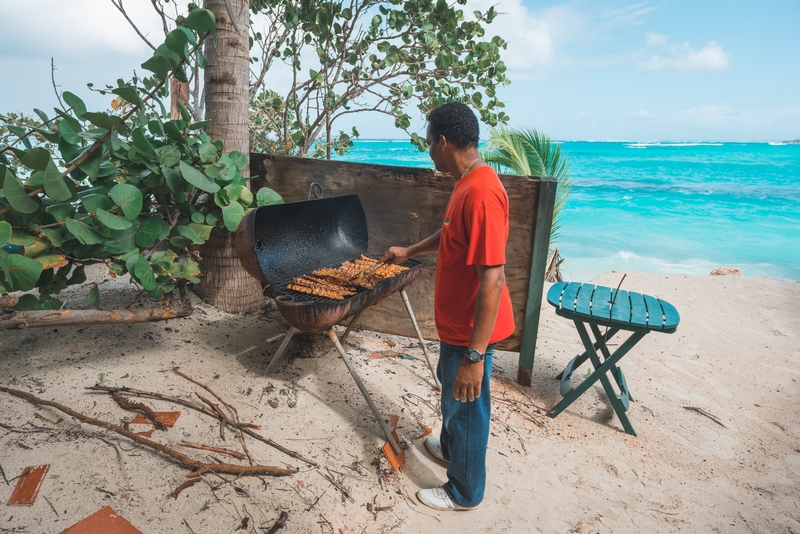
[133,255,157,291]
[79,149,102,181]
[65,218,105,245]
[40,228,63,247]
[81,194,113,214]
[256,187,284,206]
[62,91,87,118]
[46,203,75,221]
[3,171,39,214]
[177,225,205,245]
[8,230,36,246]
[110,183,143,220]
[43,159,72,201]
[111,86,142,107]
[155,146,180,167]
[221,202,245,232]
[198,142,217,163]
[185,8,216,35]
[88,284,100,310]
[180,160,219,193]
[2,254,43,291]
[136,217,170,247]
[0,221,11,247]
[228,151,248,171]
[96,208,134,230]
[33,253,68,270]
[20,147,51,171]
[142,55,171,80]
[83,112,116,130]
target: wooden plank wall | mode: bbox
[251,154,547,352]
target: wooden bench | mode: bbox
[546,281,680,436]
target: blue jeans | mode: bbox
[438,341,496,507]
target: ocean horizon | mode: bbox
[336,139,800,282]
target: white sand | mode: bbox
[1,268,798,533]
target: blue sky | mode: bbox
[0,0,798,142]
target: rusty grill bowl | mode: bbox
[269,258,422,333]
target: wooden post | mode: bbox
[516,177,556,386]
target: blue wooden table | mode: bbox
[546,281,680,436]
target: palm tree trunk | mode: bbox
[197,0,263,312]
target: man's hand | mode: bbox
[454,358,484,402]
[379,246,410,265]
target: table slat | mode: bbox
[643,294,665,329]
[628,292,649,328]
[561,282,583,311]
[610,289,632,324]
[661,300,681,330]
[574,284,595,318]
[591,286,612,320]
[546,282,568,308]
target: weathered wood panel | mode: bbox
[251,154,550,352]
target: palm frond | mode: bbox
[482,126,572,245]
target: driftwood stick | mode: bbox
[174,369,254,466]
[0,304,192,331]
[85,386,317,466]
[195,392,227,440]
[112,391,166,430]
[180,440,247,460]
[0,387,296,477]
[683,406,727,428]
[265,511,289,534]
[171,478,200,499]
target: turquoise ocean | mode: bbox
[337,140,800,282]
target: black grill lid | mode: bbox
[251,195,369,284]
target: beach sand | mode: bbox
[1,268,798,533]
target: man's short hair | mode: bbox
[427,102,480,149]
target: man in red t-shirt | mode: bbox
[380,102,514,510]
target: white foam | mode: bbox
[626,142,724,148]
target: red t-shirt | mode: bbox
[434,165,515,346]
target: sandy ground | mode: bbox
[1,268,799,533]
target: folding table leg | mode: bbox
[339,311,363,345]
[589,323,634,403]
[555,327,620,380]
[547,322,645,436]
[265,326,298,374]
[327,329,402,455]
[577,322,638,436]
[399,289,441,391]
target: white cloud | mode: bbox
[0,1,161,59]
[645,32,668,46]
[466,0,555,70]
[641,40,730,72]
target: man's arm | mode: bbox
[453,264,506,403]
[379,229,442,265]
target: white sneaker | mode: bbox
[424,436,448,464]
[416,486,480,511]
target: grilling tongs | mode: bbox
[347,261,385,282]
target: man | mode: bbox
[380,102,515,511]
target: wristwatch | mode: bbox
[465,348,485,362]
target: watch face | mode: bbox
[466,349,483,362]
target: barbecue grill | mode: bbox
[236,190,440,454]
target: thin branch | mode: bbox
[85,385,317,466]
[50,58,66,109]
[0,387,297,477]
[109,0,157,50]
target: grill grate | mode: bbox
[271,258,419,303]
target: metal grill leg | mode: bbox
[327,328,402,455]
[400,289,441,391]
[265,326,298,374]
[339,311,363,345]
